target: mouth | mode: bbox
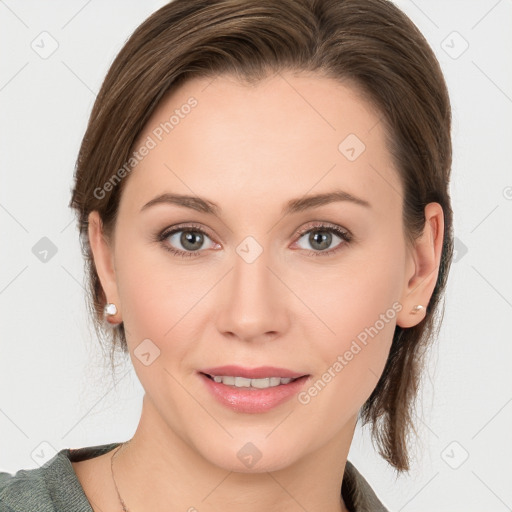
[198,365,309,388]
[197,366,311,413]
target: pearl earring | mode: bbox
[104,303,118,316]
[410,304,424,314]
[104,302,120,326]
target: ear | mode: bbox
[88,211,122,325]
[396,202,444,328]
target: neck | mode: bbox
[112,395,356,512]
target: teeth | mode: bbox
[211,375,295,388]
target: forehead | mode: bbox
[121,72,402,216]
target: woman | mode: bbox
[0,0,453,510]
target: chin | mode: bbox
[198,437,302,474]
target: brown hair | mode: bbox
[69,0,453,472]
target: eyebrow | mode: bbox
[140,189,371,216]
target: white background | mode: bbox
[1,1,511,510]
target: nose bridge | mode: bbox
[234,235,271,296]
[216,235,289,340]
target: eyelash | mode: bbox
[155,221,353,258]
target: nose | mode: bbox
[215,241,290,343]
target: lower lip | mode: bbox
[198,373,310,414]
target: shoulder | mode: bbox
[0,443,121,512]
[343,460,390,512]
[0,461,55,512]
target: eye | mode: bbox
[155,221,352,258]
[157,223,217,258]
[293,222,352,256]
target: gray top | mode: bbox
[0,443,389,511]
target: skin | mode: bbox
[73,71,444,512]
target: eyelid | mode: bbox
[294,220,352,238]
[159,222,216,240]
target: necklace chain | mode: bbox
[111,442,130,512]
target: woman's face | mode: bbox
[90,72,431,472]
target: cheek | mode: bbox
[299,240,405,407]
[114,237,185,344]
[296,291,400,425]
[114,237,217,368]
[298,241,403,341]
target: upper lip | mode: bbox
[199,365,308,379]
